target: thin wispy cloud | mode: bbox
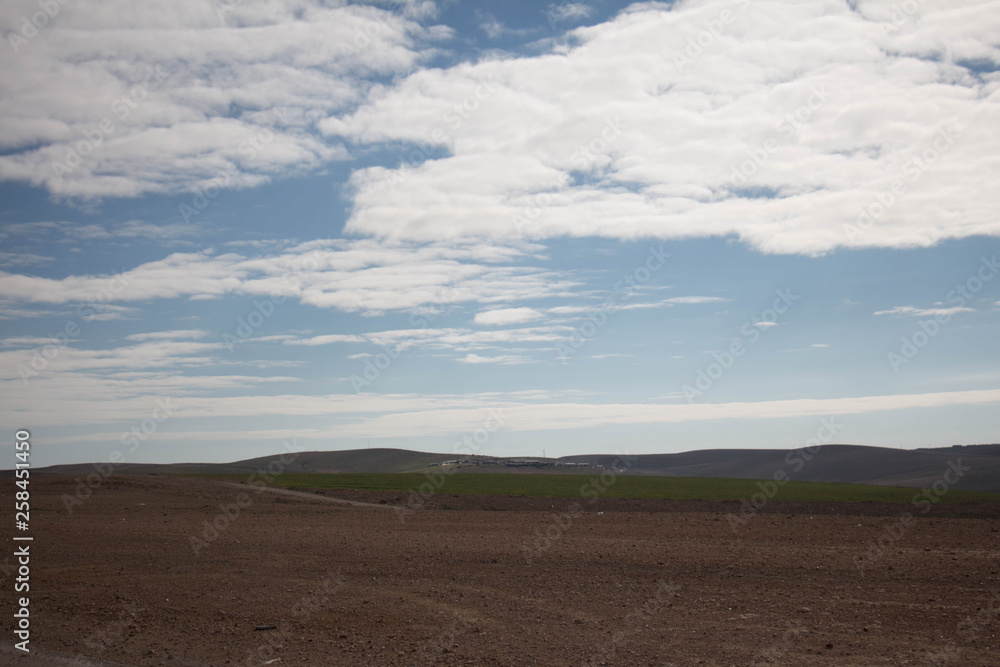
[545,2,595,25]
[473,307,546,326]
[458,353,533,365]
[874,305,976,318]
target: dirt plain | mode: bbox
[3,474,1000,666]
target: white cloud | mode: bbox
[458,353,532,364]
[125,330,207,341]
[9,381,1000,441]
[0,239,579,315]
[547,305,595,315]
[0,301,62,320]
[321,0,1000,255]
[286,334,368,346]
[473,307,545,326]
[0,0,446,198]
[116,220,202,241]
[479,17,505,39]
[3,1,996,255]
[874,305,975,317]
[0,338,222,375]
[0,251,54,267]
[546,3,595,25]
[288,325,572,353]
[660,296,729,305]
[1,221,203,253]
[549,295,727,315]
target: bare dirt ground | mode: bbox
[4,474,1000,666]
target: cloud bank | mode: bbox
[3,0,998,255]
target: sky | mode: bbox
[1,0,999,467]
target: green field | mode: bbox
[203,471,1000,504]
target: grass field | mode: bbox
[200,471,1000,504]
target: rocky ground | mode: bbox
[3,474,999,666]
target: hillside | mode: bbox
[28,444,1000,492]
[34,448,453,477]
[559,444,1000,492]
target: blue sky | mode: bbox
[1,0,998,467]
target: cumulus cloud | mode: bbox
[3,1,996,256]
[321,0,1000,254]
[0,0,446,199]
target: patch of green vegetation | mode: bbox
[197,472,1000,503]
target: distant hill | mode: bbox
[26,444,1000,493]
[234,448,455,474]
[34,448,453,477]
[559,444,1000,492]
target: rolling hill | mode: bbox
[559,444,1000,492]
[27,444,1000,492]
